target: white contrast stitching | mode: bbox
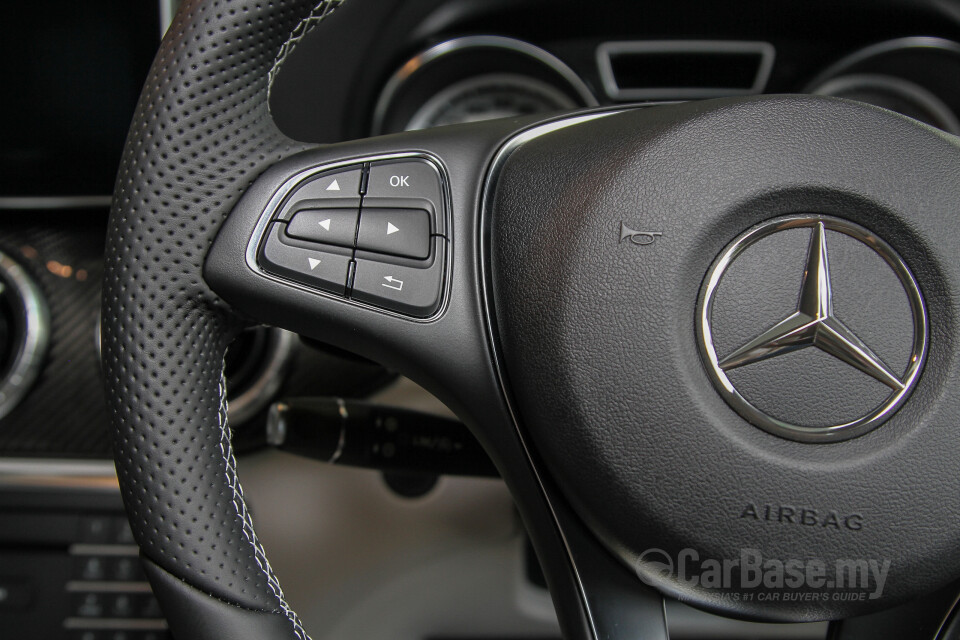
[268,0,346,104]
[218,367,310,640]
[216,3,349,638]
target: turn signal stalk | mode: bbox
[266,397,498,477]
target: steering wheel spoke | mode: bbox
[544,476,670,640]
[206,120,515,396]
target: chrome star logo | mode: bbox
[719,222,904,392]
[697,216,928,442]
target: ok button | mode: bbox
[357,208,431,259]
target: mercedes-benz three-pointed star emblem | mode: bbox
[697,215,928,443]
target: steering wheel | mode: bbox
[102,1,960,639]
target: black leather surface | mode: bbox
[102,1,347,637]
[144,557,300,640]
[490,97,960,619]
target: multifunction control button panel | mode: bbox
[257,157,448,318]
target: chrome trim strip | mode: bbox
[228,328,296,425]
[934,589,960,639]
[67,581,154,593]
[243,151,452,324]
[266,402,287,446]
[64,618,168,631]
[0,458,115,477]
[0,196,112,210]
[371,35,598,135]
[479,110,624,640]
[804,36,960,92]
[0,252,51,421]
[330,398,347,464]
[404,73,579,132]
[0,459,118,492]
[158,0,178,37]
[810,73,960,135]
[596,40,776,101]
[70,544,140,557]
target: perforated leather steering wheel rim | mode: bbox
[102,2,343,637]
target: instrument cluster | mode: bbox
[374,35,960,136]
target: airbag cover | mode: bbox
[489,97,960,620]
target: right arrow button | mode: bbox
[357,208,431,259]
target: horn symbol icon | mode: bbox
[620,222,663,245]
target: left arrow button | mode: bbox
[286,208,359,248]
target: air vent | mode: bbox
[0,250,49,421]
[596,41,775,101]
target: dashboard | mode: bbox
[2,0,960,638]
